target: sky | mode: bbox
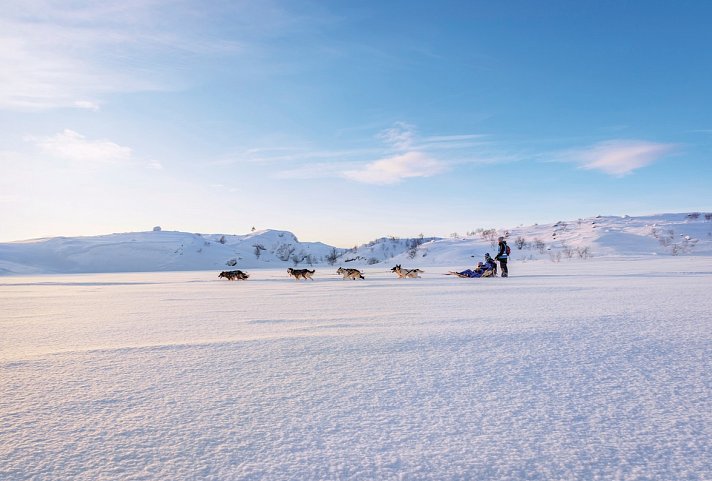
[1,0,711,247]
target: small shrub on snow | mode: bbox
[481,229,497,242]
[226,258,237,266]
[326,247,339,266]
[275,244,295,261]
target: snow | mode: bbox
[1,257,711,480]
[1,213,711,275]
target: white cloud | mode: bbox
[146,159,164,170]
[73,100,101,111]
[34,129,133,165]
[265,122,486,184]
[0,17,159,110]
[422,134,486,143]
[377,122,416,150]
[0,1,245,110]
[343,151,446,185]
[570,140,674,176]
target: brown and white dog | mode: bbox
[336,267,365,280]
[218,270,249,281]
[287,267,315,280]
[390,264,424,278]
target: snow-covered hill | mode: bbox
[1,213,711,274]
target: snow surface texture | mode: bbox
[1,213,711,275]
[1,257,710,480]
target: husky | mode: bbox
[287,267,315,280]
[337,267,365,280]
[218,270,249,281]
[390,264,424,278]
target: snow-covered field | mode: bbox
[1,258,711,480]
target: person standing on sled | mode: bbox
[495,236,509,277]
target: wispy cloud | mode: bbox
[330,123,452,184]
[28,129,161,169]
[0,1,250,110]
[377,121,416,150]
[275,161,356,180]
[566,140,675,176]
[422,134,487,143]
[73,100,101,111]
[343,151,446,185]
[34,130,133,165]
[210,122,494,184]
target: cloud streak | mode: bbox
[343,151,446,185]
[377,121,416,150]
[28,129,161,170]
[568,140,674,176]
[0,1,248,110]
[35,129,133,165]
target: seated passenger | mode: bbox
[449,259,495,278]
[484,253,497,276]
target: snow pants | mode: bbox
[499,258,508,277]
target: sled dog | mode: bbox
[336,267,365,280]
[218,270,249,281]
[287,267,315,280]
[390,264,423,278]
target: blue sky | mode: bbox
[1,0,710,246]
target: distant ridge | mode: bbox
[1,213,711,275]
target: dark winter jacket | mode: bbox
[481,259,496,271]
[496,241,508,260]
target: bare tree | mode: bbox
[481,229,497,242]
[326,248,339,266]
[276,244,296,261]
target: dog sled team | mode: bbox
[219,236,511,282]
